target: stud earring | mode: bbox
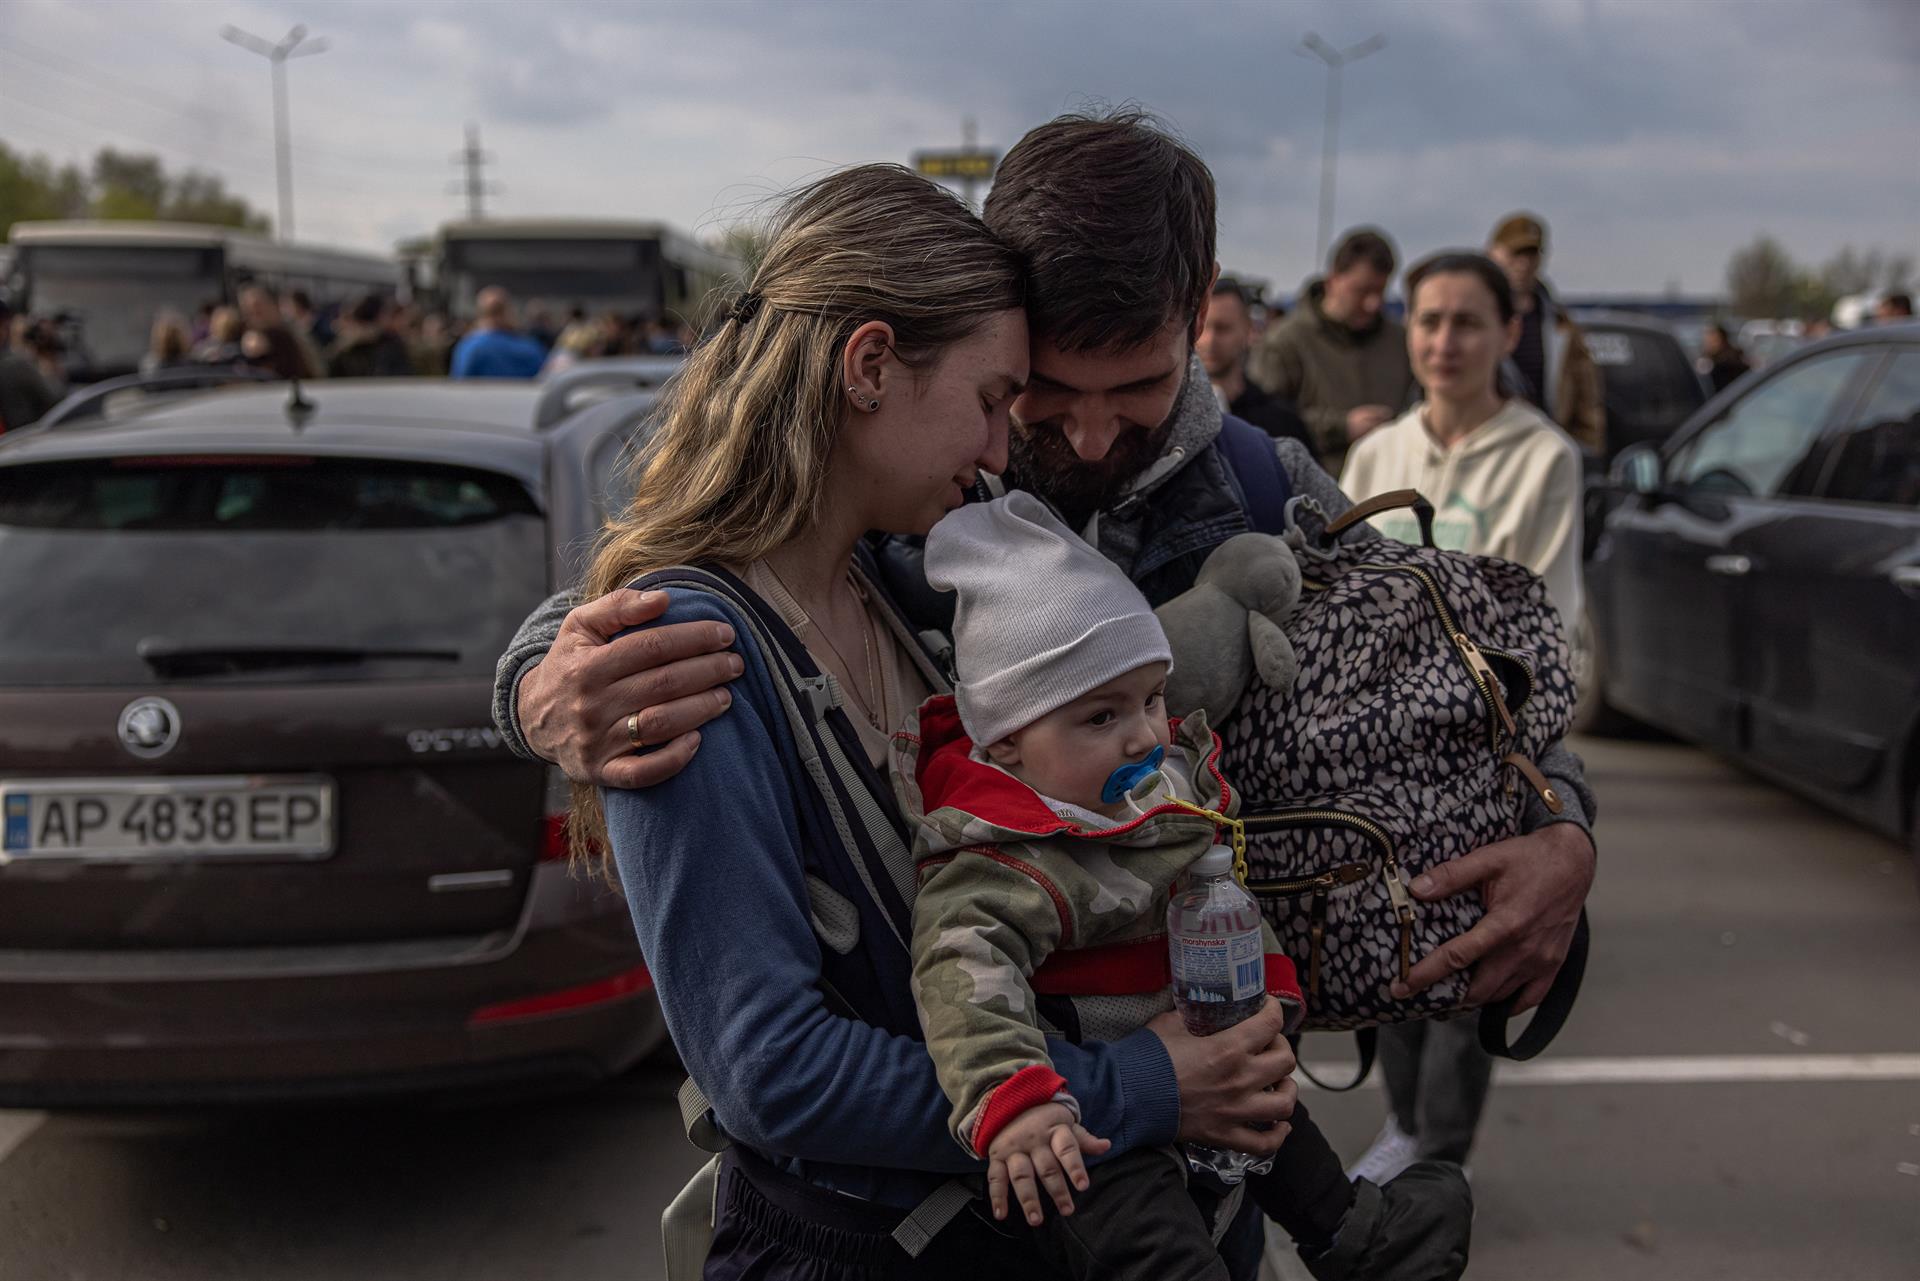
[847,385,879,411]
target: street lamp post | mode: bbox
[1298,31,1385,267]
[220,24,330,241]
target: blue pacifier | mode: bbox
[1101,745,1166,805]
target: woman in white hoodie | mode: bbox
[1340,252,1583,631]
[1340,252,1585,1187]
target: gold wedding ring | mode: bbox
[626,712,645,748]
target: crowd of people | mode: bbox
[0,282,702,431]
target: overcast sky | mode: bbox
[3,0,1915,294]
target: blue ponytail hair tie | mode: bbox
[1101,745,1167,805]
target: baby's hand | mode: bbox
[984,1102,1112,1226]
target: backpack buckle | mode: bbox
[1283,496,1339,561]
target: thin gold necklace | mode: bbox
[765,561,883,732]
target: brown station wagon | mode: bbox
[0,364,675,1103]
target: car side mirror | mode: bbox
[1610,442,1662,497]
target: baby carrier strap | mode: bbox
[1214,413,1294,536]
[632,564,978,1270]
[629,564,920,1031]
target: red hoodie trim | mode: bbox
[1028,940,1306,1018]
[971,1063,1070,1157]
[906,696,1232,841]
[1032,935,1170,995]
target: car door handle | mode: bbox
[1704,554,1752,577]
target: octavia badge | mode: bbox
[118,697,182,760]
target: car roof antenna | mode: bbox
[286,379,316,431]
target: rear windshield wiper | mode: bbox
[136,639,461,679]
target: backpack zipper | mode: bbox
[1240,808,1416,999]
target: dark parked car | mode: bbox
[1576,309,1712,464]
[1584,324,1920,879]
[0,365,673,1103]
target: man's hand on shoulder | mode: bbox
[518,588,743,789]
[1394,822,1595,1013]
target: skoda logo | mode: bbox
[118,697,182,760]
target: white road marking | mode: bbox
[0,1111,47,1166]
[1302,1053,1920,1089]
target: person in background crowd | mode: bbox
[327,294,413,378]
[285,288,333,354]
[1250,227,1415,475]
[191,300,217,345]
[451,287,547,379]
[21,318,69,398]
[597,311,637,357]
[523,302,558,350]
[0,298,60,432]
[237,285,316,380]
[541,316,610,375]
[1198,276,1315,456]
[645,316,687,354]
[1696,322,1751,393]
[410,311,456,376]
[1804,317,1833,341]
[193,306,246,365]
[1877,293,1914,323]
[1340,251,1584,1191]
[141,311,195,375]
[1485,213,1605,455]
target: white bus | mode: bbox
[4,222,397,381]
[434,219,738,330]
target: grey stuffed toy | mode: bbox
[1156,533,1303,719]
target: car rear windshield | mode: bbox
[0,456,546,685]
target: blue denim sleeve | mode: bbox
[603,591,1179,1173]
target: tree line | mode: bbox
[1725,235,1913,321]
[0,141,269,239]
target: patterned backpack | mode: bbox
[1219,489,1589,1065]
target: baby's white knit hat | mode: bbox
[924,490,1172,746]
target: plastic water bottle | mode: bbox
[1168,843,1274,1183]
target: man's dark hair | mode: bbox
[349,293,384,326]
[1405,251,1516,324]
[1884,293,1914,316]
[985,109,1216,352]
[1330,227,1397,277]
[1211,276,1250,309]
[289,289,313,311]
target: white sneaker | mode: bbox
[1345,1116,1419,1185]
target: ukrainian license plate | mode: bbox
[0,776,334,863]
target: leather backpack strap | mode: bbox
[1325,489,1437,547]
[1478,909,1590,1059]
[1295,1027,1377,1092]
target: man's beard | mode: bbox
[1005,415,1172,531]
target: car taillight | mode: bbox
[540,767,572,862]
[540,812,570,862]
[467,963,653,1027]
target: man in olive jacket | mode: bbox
[1249,228,1415,476]
[1487,213,1606,456]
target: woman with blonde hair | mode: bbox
[141,310,193,374]
[568,165,1287,1279]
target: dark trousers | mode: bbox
[704,1146,1266,1281]
[1032,1103,1355,1281]
[1378,1017,1494,1165]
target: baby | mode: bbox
[892,491,1469,1281]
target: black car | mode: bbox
[0,362,675,1103]
[1584,323,1920,879]
[1575,309,1711,464]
